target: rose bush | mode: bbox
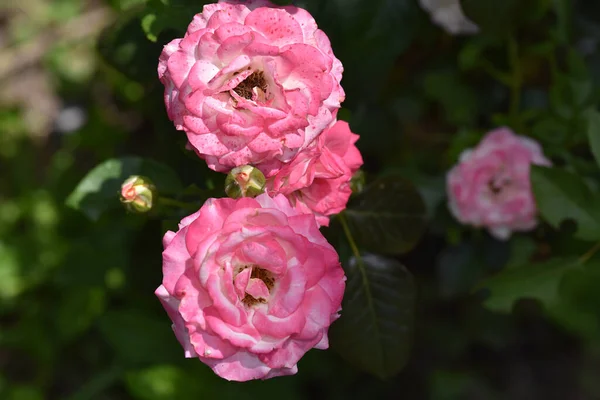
[155,193,346,381]
[446,127,552,240]
[158,0,344,176]
[266,120,362,226]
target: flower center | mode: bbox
[235,265,275,307]
[487,177,512,196]
[233,71,268,100]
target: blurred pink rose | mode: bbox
[267,120,363,226]
[158,0,344,176]
[155,193,345,381]
[447,127,551,240]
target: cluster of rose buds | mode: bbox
[147,0,362,382]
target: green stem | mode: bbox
[579,241,600,265]
[158,197,198,210]
[339,212,362,265]
[338,212,384,361]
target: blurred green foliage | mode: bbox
[3,0,600,398]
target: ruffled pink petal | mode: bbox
[234,267,252,298]
[202,350,274,381]
[185,198,234,256]
[268,264,307,318]
[246,277,270,300]
[245,8,304,47]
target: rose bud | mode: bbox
[225,165,266,199]
[120,175,156,213]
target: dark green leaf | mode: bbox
[549,260,600,339]
[98,12,162,83]
[66,156,182,221]
[97,309,182,366]
[587,110,600,168]
[475,257,579,312]
[531,165,600,241]
[330,253,415,379]
[344,176,427,254]
[56,287,106,340]
[66,366,123,400]
[549,76,593,121]
[505,236,537,269]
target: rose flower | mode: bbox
[447,127,551,240]
[155,194,346,381]
[158,0,344,176]
[267,120,363,226]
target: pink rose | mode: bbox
[447,127,551,240]
[158,0,344,176]
[155,193,345,381]
[266,120,363,226]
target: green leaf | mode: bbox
[141,0,208,42]
[343,176,426,255]
[97,309,182,366]
[141,13,159,42]
[475,257,579,312]
[587,110,600,168]
[66,156,182,221]
[56,287,106,340]
[549,76,593,121]
[531,165,600,241]
[549,261,600,339]
[330,253,415,379]
[0,241,23,300]
[505,236,537,269]
[125,365,208,400]
[460,0,520,35]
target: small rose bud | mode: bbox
[350,170,365,194]
[120,175,156,213]
[224,165,266,199]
